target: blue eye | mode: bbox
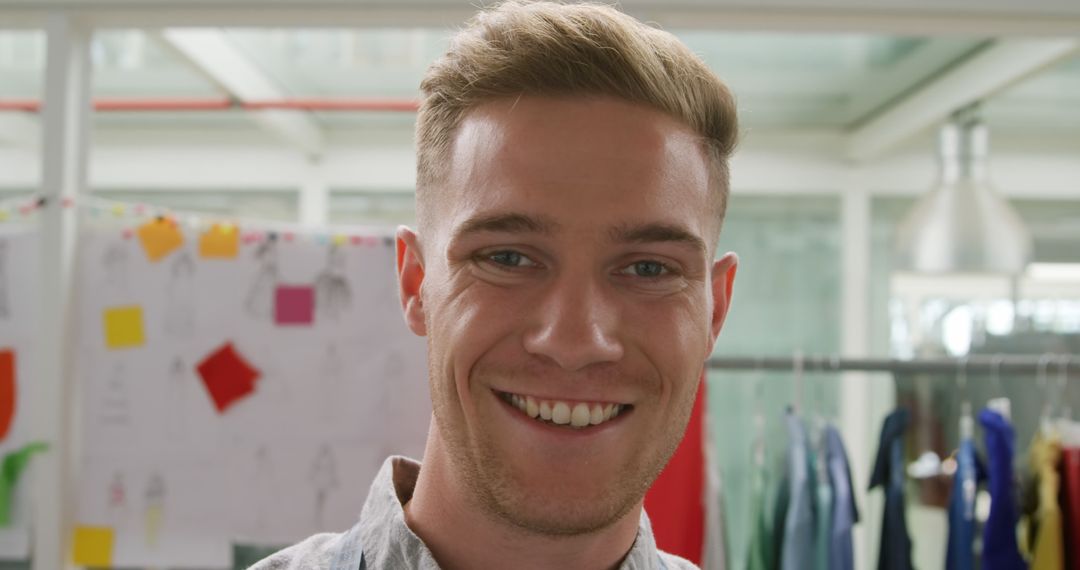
[488,251,527,267]
[633,261,666,277]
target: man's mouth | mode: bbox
[496,390,629,429]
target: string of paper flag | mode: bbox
[0,193,397,250]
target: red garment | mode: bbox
[1062,447,1080,570]
[644,377,706,565]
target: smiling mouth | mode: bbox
[496,390,630,429]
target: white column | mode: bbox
[839,182,873,570]
[299,157,329,227]
[32,12,91,570]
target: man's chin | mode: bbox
[488,491,636,538]
[479,467,645,538]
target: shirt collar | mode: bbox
[356,456,661,569]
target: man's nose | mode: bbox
[521,275,624,371]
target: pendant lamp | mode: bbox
[894,108,1032,275]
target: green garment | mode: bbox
[0,442,49,526]
[747,464,775,570]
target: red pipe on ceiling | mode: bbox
[0,97,420,112]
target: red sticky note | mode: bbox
[196,342,260,414]
[275,285,314,326]
[0,350,14,442]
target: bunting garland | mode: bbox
[14,195,402,250]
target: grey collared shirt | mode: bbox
[250,456,697,570]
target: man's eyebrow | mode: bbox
[609,223,708,253]
[453,213,560,238]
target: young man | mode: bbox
[252,1,738,568]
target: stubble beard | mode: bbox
[427,357,695,539]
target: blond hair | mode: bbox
[416,1,738,232]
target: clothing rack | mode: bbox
[706,354,1078,378]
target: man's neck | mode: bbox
[403,435,641,570]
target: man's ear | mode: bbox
[396,226,427,337]
[707,252,738,351]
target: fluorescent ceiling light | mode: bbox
[1026,263,1080,282]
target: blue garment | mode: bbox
[814,466,832,570]
[868,408,913,570]
[781,413,815,570]
[979,409,1028,570]
[946,436,978,570]
[825,425,859,570]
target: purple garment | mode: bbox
[978,409,1028,570]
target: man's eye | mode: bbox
[487,250,533,267]
[623,260,669,278]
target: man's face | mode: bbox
[397,96,736,536]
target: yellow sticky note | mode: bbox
[137,218,184,262]
[103,306,145,349]
[199,224,240,259]
[72,526,114,566]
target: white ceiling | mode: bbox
[1,6,1079,156]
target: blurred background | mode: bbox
[2,0,1079,569]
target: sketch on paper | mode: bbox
[107,471,128,526]
[309,444,339,529]
[0,240,9,319]
[165,357,187,440]
[245,240,278,320]
[317,343,346,420]
[143,472,166,548]
[74,224,430,565]
[163,252,196,337]
[314,246,352,320]
[320,343,343,379]
[251,445,275,532]
[99,363,131,427]
[102,241,130,292]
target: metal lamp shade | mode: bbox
[894,119,1032,275]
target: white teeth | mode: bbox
[589,404,604,425]
[504,392,626,428]
[551,402,571,425]
[570,403,591,427]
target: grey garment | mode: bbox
[780,413,815,570]
[249,456,697,570]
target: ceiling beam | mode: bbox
[843,38,986,126]
[160,29,325,156]
[846,38,1079,161]
[6,5,1080,35]
[0,111,38,149]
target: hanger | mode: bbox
[751,358,766,469]
[1038,353,1055,436]
[958,356,974,441]
[985,355,1011,422]
[1057,355,1072,421]
[792,349,804,415]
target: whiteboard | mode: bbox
[73,220,430,568]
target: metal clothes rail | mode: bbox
[706,354,1078,377]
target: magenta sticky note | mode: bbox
[275,285,315,325]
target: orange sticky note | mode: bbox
[72,526,114,566]
[103,306,145,349]
[199,224,239,259]
[137,217,183,262]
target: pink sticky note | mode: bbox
[275,285,314,325]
